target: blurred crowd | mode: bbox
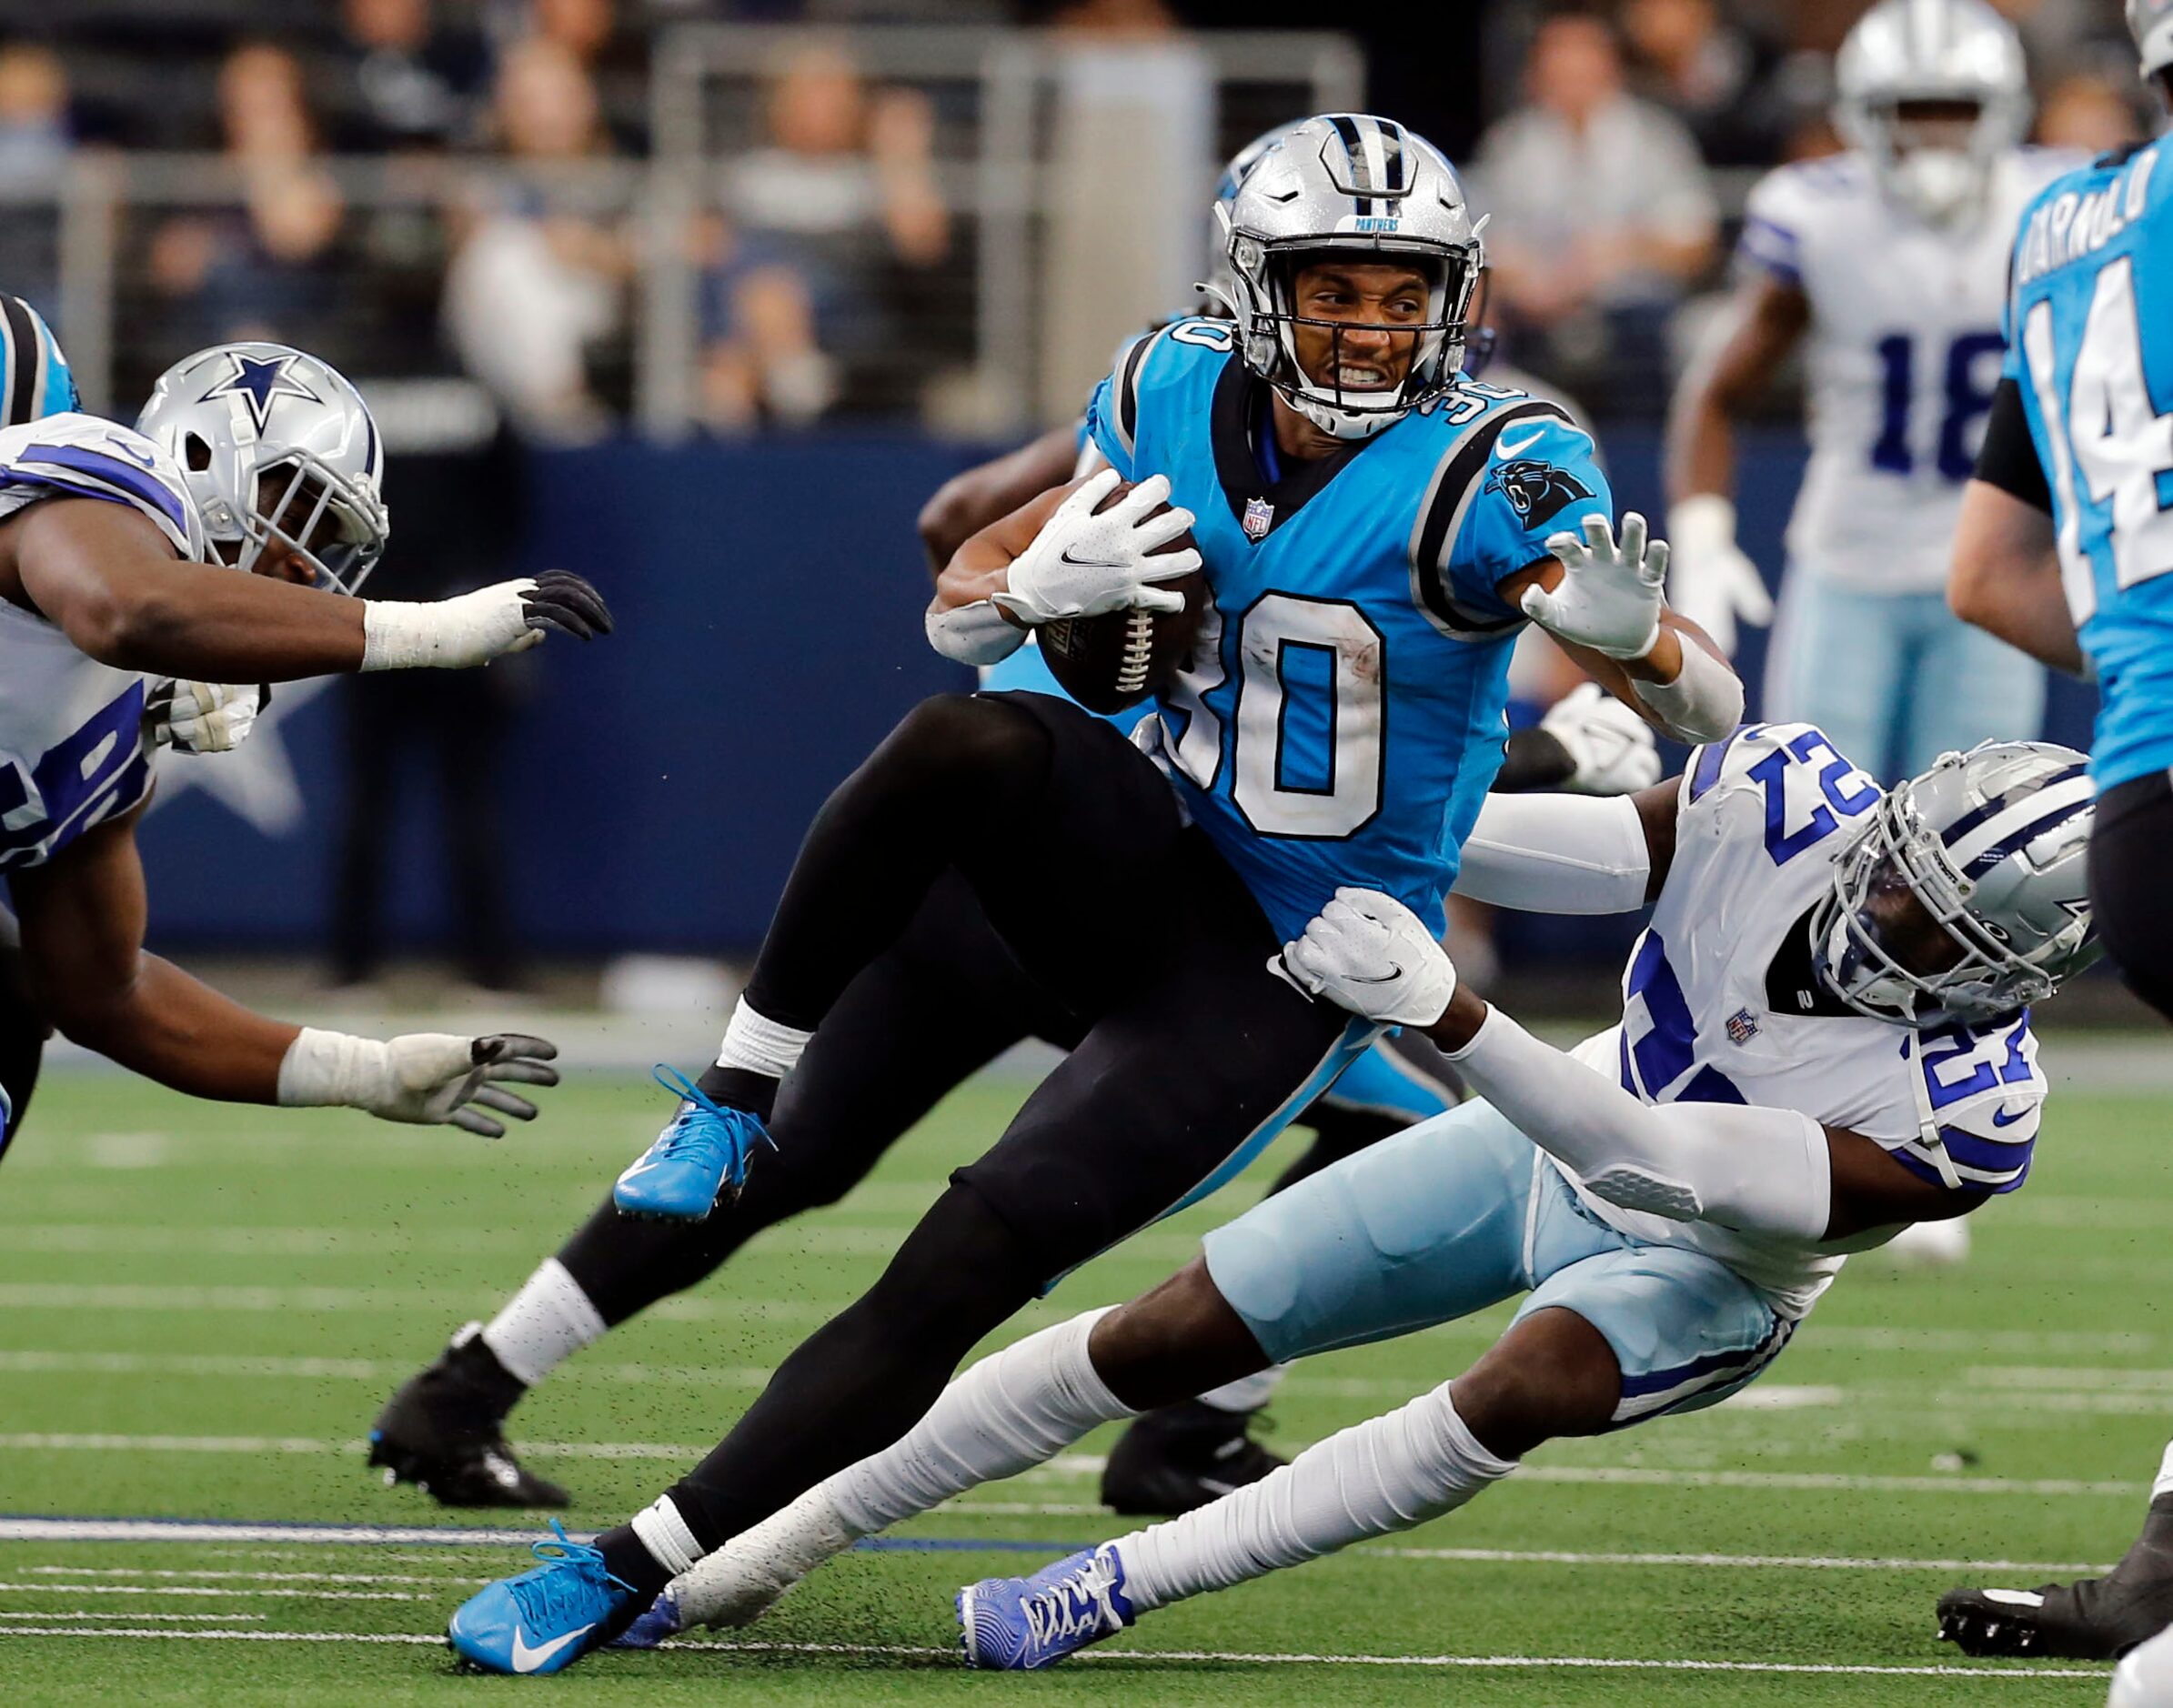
[0,0,2158,441]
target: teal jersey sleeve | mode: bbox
[1084,327,1167,479]
[1444,414,1613,620]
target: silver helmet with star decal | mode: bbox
[1810,739,2100,1025]
[136,342,388,593]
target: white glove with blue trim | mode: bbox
[991,469,1200,625]
[1277,888,1457,1029]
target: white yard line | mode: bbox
[0,1582,430,1602]
[0,1519,547,1545]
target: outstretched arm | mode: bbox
[10,809,559,1133]
[9,499,609,682]
[1279,891,1987,1242]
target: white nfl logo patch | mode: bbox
[1242,496,1274,540]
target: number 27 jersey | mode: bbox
[2003,134,2173,789]
[1084,319,1613,940]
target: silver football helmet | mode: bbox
[136,342,389,594]
[1203,119,1308,313]
[1835,0,2030,226]
[2129,0,2173,81]
[1214,113,1484,441]
[1811,740,2098,1026]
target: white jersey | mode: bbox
[1563,721,2047,1317]
[1738,149,2079,594]
[0,413,204,871]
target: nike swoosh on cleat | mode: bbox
[510,1623,593,1673]
[1495,427,1546,458]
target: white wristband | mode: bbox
[360,586,538,672]
[925,599,1026,666]
[1632,638,1744,745]
[277,1027,392,1109]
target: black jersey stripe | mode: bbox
[1409,400,1574,641]
[0,296,36,430]
[1115,327,1162,456]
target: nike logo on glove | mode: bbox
[511,1623,593,1673]
[1343,965,1405,985]
[1058,549,1136,571]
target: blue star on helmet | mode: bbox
[199,351,319,434]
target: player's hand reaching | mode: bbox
[277,1030,561,1137]
[1275,887,1458,1029]
[1523,512,1668,660]
[1665,497,1772,658]
[359,572,614,671]
[992,468,1201,625]
[1540,682,1662,796]
[146,678,262,753]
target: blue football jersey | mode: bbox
[2004,136,2173,789]
[1085,317,1612,939]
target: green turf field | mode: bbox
[1,1059,2166,1704]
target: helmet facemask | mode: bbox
[1843,95,2007,225]
[189,438,387,596]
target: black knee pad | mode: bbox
[881,692,1051,801]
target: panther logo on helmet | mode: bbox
[1484,457,1592,528]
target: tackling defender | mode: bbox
[617,727,2094,1664]
[0,335,609,1163]
[1931,0,2173,1677]
[440,114,1743,1674]
[1669,0,2066,762]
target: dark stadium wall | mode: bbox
[132,427,2099,957]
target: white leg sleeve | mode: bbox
[2152,1440,2173,1503]
[477,1259,607,1387]
[669,1307,1138,1631]
[1114,1381,1517,1613]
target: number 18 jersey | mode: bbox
[2004,135,2173,788]
[1084,319,1613,940]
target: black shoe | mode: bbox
[1099,1401,1285,1517]
[1938,1496,2173,1660]
[367,1325,569,1510]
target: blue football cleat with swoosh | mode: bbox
[613,1065,776,1221]
[447,1520,635,1676]
[957,1544,1134,1670]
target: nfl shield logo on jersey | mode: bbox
[1725,1008,1759,1046]
[1242,496,1274,540]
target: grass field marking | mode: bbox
[1514,1464,2148,1497]
[0,1581,433,1603]
[1377,1547,2114,1573]
[0,1626,2115,1677]
[0,1350,778,1389]
[0,1281,840,1324]
[0,1611,267,1623]
[26,1566,478,1587]
[0,1519,549,1545]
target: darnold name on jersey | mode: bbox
[2015,148,2159,286]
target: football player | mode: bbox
[443,114,1743,1674]
[1667,0,2067,765]
[614,730,2094,1665]
[1933,0,2173,1669]
[370,125,1655,1520]
[0,337,609,1167]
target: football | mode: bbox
[1037,480,1208,715]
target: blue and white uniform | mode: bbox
[0,413,204,874]
[2002,136,2173,789]
[1206,722,2045,1422]
[1741,149,2075,779]
[1086,317,1613,940]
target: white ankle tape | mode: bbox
[715,1000,811,1080]
[631,1497,703,1578]
[480,1259,608,1387]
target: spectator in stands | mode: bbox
[331,0,489,153]
[1474,9,1718,405]
[1621,0,1785,167]
[0,43,69,176]
[148,43,347,352]
[697,37,950,429]
[442,35,626,439]
[2037,67,2146,153]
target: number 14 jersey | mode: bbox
[1084,319,1613,940]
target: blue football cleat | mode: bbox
[446,1520,635,1675]
[609,1583,684,1650]
[957,1543,1134,1670]
[613,1065,776,1221]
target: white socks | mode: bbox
[478,1259,607,1387]
[2153,1439,2173,1503]
[662,1308,1136,1629]
[1113,1381,1518,1613]
[631,1495,703,1577]
[715,1000,811,1081]
[827,1307,1135,1534]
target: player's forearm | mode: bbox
[1450,792,1651,913]
[1947,481,2086,675]
[45,558,367,679]
[49,953,299,1103]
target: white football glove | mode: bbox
[146,678,261,753]
[277,1029,560,1138]
[1539,682,1662,796]
[991,468,1201,625]
[1521,512,1668,661]
[1275,887,1457,1029]
[1665,496,1772,658]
